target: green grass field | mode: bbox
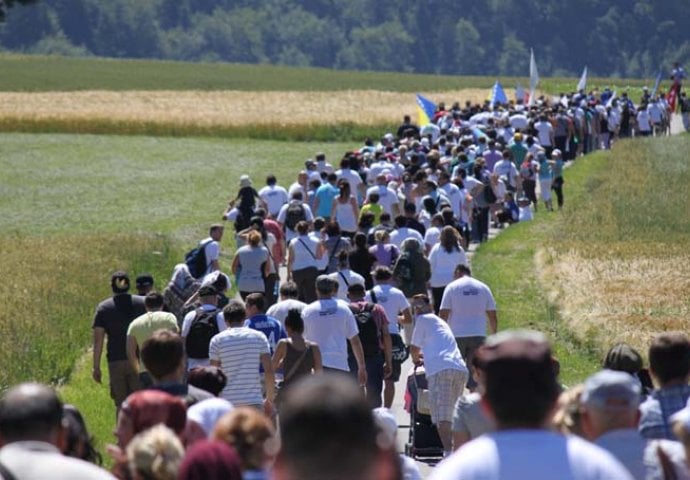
[0,54,649,94]
[0,53,686,460]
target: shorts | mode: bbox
[427,369,468,424]
[108,360,142,408]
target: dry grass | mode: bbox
[537,238,690,356]
[0,89,493,127]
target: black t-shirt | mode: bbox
[92,293,146,362]
[348,249,377,289]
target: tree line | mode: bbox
[1,0,688,78]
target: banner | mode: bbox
[577,66,588,92]
[528,48,539,106]
[415,93,436,126]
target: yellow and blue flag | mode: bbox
[416,93,436,126]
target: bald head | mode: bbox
[0,383,63,445]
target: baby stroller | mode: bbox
[404,365,443,459]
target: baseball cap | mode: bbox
[239,175,252,188]
[581,370,641,410]
[478,330,558,398]
[135,274,154,289]
[111,271,130,292]
[603,343,643,374]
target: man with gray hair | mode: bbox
[301,276,367,386]
[580,369,690,480]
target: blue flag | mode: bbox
[490,81,507,108]
[416,93,436,125]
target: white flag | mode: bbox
[577,66,588,92]
[528,49,539,106]
[606,91,617,108]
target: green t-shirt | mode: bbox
[127,311,179,371]
[360,202,383,224]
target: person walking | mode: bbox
[232,230,270,300]
[331,179,359,238]
[429,226,468,314]
[286,221,324,304]
[92,271,146,413]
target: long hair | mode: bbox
[440,226,460,253]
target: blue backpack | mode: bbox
[185,240,212,279]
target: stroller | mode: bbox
[403,365,444,459]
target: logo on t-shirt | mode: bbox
[462,288,480,296]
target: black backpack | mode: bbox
[284,203,306,230]
[348,303,381,358]
[185,307,220,359]
[184,240,212,279]
[482,175,497,204]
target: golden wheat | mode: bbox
[0,89,496,127]
[536,244,690,355]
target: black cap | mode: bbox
[135,274,154,288]
[198,286,217,297]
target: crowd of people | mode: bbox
[0,80,688,480]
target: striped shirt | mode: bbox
[209,327,270,406]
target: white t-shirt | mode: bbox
[509,114,529,130]
[201,237,220,276]
[208,327,270,406]
[440,182,463,219]
[439,276,497,337]
[429,245,468,288]
[637,110,652,132]
[410,313,467,377]
[366,284,410,335]
[329,269,365,300]
[289,235,320,271]
[335,168,363,197]
[493,160,519,189]
[266,299,308,326]
[534,121,553,147]
[424,226,441,250]
[316,160,334,175]
[390,228,424,249]
[181,305,227,369]
[367,161,394,183]
[430,430,634,480]
[258,184,289,217]
[366,185,399,216]
[519,205,533,222]
[302,298,359,371]
[277,202,314,242]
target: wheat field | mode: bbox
[0,89,493,127]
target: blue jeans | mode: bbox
[348,353,384,408]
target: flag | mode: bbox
[515,83,526,103]
[577,66,588,92]
[606,91,617,108]
[490,81,508,108]
[415,93,436,126]
[650,70,663,98]
[667,85,678,112]
[528,49,539,106]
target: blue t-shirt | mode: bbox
[315,183,340,218]
[245,314,287,354]
[538,159,552,180]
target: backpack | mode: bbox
[284,203,306,230]
[348,303,381,358]
[185,307,220,359]
[184,240,212,279]
[482,176,497,204]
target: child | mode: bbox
[360,192,383,225]
[496,192,519,226]
[517,195,533,222]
